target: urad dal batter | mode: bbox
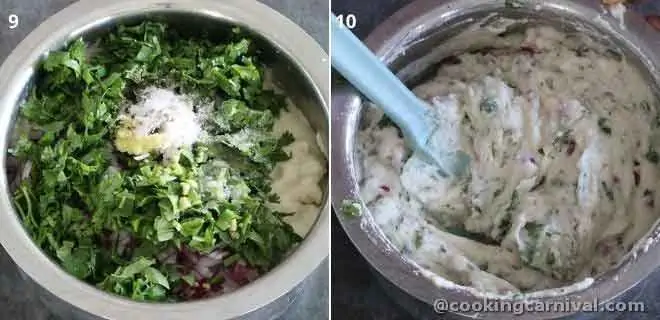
[358,26,660,295]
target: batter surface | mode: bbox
[358,26,660,295]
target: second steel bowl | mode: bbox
[332,0,660,319]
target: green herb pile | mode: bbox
[9,21,302,301]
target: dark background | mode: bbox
[0,1,327,319]
[330,0,660,319]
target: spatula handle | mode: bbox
[330,14,431,141]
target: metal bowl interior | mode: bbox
[332,0,660,319]
[0,0,329,319]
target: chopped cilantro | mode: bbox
[522,222,544,262]
[479,97,498,113]
[414,230,424,249]
[9,21,303,302]
[341,199,362,217]
[601,181,614,201]
[505,0,525,8]
[646,148,660,164]
[597,117,612,135]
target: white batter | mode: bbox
[358,26,660,295]
[261,70,327,237]
[270,103,326,236]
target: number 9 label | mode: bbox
[8,14,18,29]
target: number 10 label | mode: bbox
[336,14,357,29]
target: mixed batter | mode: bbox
[358,26,660,295]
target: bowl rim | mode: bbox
[0,0,329,319]
[331,0,660,318]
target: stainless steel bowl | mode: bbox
[332,0,660,319]
[0,0,329,319]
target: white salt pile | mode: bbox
[115,87,207,161]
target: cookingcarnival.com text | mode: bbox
[433,298,646,315]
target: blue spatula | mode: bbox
[331,15,470,177]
